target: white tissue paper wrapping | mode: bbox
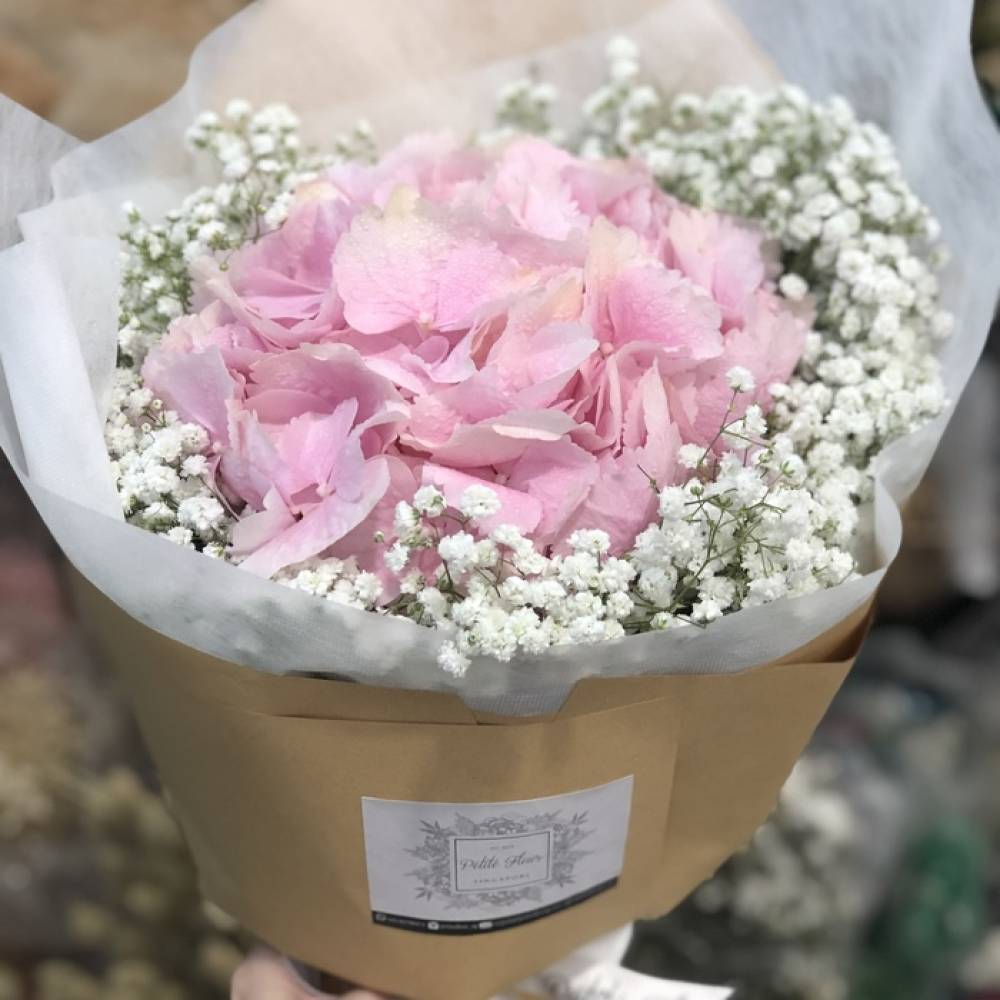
[503,923,733,999]
[0,0,997,714]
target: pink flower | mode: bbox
[197,189,354,347]
[667,289,809,445]
[147,134,808,573]
[144,339,405,578]
[665,205,771,329]
[332,186,526,335]
[324,132,489,208]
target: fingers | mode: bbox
[231,948,391,999]
[231,949,334,999]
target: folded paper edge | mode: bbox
[71,568,874,725]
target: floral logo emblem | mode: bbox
[406,810,593,910]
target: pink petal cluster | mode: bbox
[143,134,809,585]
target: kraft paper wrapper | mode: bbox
[73,576,870,1000]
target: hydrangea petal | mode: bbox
[229,487,295,557]
[490,138,585,240]
[420,463,542,536]
[557,451,660,555]
[142,344,237,444]
[239,457,390,578]
[249,343,402,430]
[413,410,578,468]
[332,186,523,334]
[607,265,723,365]
[195,195,352,345]
[221,402,285,510]
[666,207,767,328]
[502,439,599,547]
[272,399,359,500]
[329,455,421,598]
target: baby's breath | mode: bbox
[105,50,950,675]
[118,102,338,370]
[356,388,858,674]
[573,45,949,472]
[105,368,229,550]
[482,74,562,146]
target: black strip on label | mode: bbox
[371,877,618,935]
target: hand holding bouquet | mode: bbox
[1,1,997,997]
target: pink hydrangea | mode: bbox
[143,134,809,582]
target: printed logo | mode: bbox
[407,810,592,909]
[361,776,633,934]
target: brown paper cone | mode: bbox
[72,574,870,1000]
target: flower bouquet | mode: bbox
[1,0,997,997]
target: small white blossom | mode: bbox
[568,530,611,556]
[165,527,195,547]
[749,151,778,179]
[778,273,809,301]
[692,597,724,623]
[458,485,502,521]
[678,443,705,469]
[727,366,757,394]
[225,99,253,121]
[492,524,527,549]
[384,542,410,574]
[180,454,209,478]
[438,532,478,574]
[417,586,450,623]
[177,496,226,535]
[657,486,687,520]
[412,485,446,515]
[352,572,383,605]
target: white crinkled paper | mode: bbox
[0,0,997,714]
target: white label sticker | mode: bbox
[361,775,633,934]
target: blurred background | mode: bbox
[0,2,998,998]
